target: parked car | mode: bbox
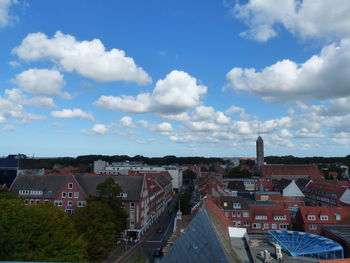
[153,248,163,257]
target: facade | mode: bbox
[94,160,182,190]
[256,136,264,173]
[10,173,172,238]
[303,182,350,207]
[296,206,350,235]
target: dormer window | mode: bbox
[223,202,227,207]
[307,215,316,220]
[320,215,328,221]
[68,183,73,189]
[335,214,341,221]
[233,203,241,209]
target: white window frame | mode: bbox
[271,223,277,229]
[243,212,249,218]
[74,192,79,198]
[62,192,67,198]
[307,215,316,220]
[309,224,317,230]
[54,200,62,206]
[68,183,73,189]
[263,223,269,229]
[233,203,241,209]
[320,215,328,221]
[253,223,261,229]
[68,192,73,198]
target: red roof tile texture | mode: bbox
[262,164,322,180]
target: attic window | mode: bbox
[307,215,316,220]
[335,214,341,221]
[233,203,241,209]
[320,215,328,221]
[223,202,227,207]
[68,183,73,189]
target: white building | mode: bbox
[93,160,183,190]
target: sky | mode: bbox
[1,0,350,158]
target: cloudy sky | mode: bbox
[1,0,350,157]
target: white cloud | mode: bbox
[119,116,136,128]
[225,39,350,102]
[51,108,94,121]
[233,0,350,42]
[13,31,152,85]
[95,70,207,114]
[156,122,173,132]
[81,124,108,136]
[0,0,17,28]
[14,68,70,98]
[2,124,14,131]
[8,60,20,67]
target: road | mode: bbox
[105,198,177,263]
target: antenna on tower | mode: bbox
[258,121,261,136]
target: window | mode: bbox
[233,203,241,209]
[279,224,288,230]
[243,212,249,218]
[65,209,73,214]
[44,200,49,204]
[67,201,73,206]
[77,201,86,207]
[255,215,267,220]
[223,202,227,207]
[237,212,241,217]
[68,192,73,198]
[35,199,40,204]
[130,202,135,207]
[74,192,79,198]
[274,216,286,220]
[24,199,29,205]
[121,202,125,209]
[271,224,277,229]
[54,200,62,206]
[253,223,261,229]
[307,215,316,220]
[320,215,328,221]
[233,221,241,227]
[68,183,73,189]
[335,214,341,221]
[62,192,67,198]
[225,212,229,217]
[309,224,317,230]
[232,212,236,217]
[263,223,269,229]
[30,199,34,204]
[243,221,249,227]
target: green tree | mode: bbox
[225,166,253,178]
[183,169,196,184]
[0,200,86,262]
[72,201,119,262]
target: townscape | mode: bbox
[1,136,350,262]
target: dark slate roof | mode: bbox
[227,181,245,191]
[114,175,144,201]
[218,196,249,210]
[0,170,17,187]
[75,174,144,201]
[10,175,67,198]
[18,159,44,169]
[155,175,172,188]
[162,209,230,263]
[0,155,18,168]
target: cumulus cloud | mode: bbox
[81,124,108,136]
[14,68,71,98]
[95,70,207,114]
[13,31,152,85]
[0,0,17,28]
[233,0,350,42]
[51,108,94,121]
[225,39,350,102]
[2,124,14,131]
[119,116,136,128]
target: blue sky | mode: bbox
[1,0,350,157]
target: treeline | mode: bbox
[265,155,350,166]
[0,178,127,262]
[33,155,223,169]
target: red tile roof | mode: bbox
[298,206,350,224]
[262,164,322,180]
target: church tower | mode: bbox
[256,136,264,173]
